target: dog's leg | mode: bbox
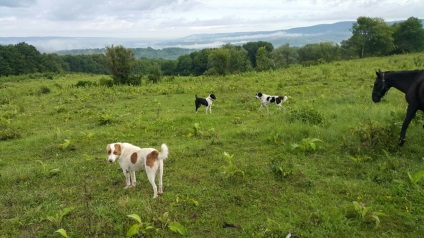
[266,104,269,113]
[158,160,164,195]
[130,170,136,188]
[276,103,286,112]
[146,168,158,198]
[258,104,263,112]
[123,169,132,189]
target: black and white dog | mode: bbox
[195,94,216,114]
[255,92,288,112]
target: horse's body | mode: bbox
[372,70,424,146]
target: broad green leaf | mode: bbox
[409,170,424,184]
[126,224,141,238]
[352,201,361,212]
[127,214,142,224]
[169,222,187,236]
[55,228,69,238]
[371,214,380,228]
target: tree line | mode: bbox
[1,17,423,83]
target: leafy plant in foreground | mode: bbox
[220,152,245,179]
[267,132,283,145]
[252,218,293,238]
[191,122,202,137]
[291,138,323,152]
[270,159,295,181]
[55,228,69,238]
[58,139,75,151]
[126,214,155,238]
[352,201,385,228]
[46,207,74,228]
[407,169,424,185]
[127,213,187,237]
[171,194,199,209]
[36,160,60,177]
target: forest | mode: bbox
[1,16,423,79]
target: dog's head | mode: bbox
[255,92,263,99]
[106,143,122,163]
[209,94,217,100]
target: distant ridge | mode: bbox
[1,19,421,59]
[164,21,355,49]
[0,21,355,53]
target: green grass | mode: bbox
[1,54,424,237]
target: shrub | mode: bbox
[99,77,114,87]
[0,121,21,140]
[127,74,142,85]
[75,80,96,87]
[270,158,295,181]
[98,113,119,125]
[288,105,329,126]
[39,86,51,95]
[344,120,398,154]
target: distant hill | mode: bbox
[1,19,422,59]
[162,21,355,49]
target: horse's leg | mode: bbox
[399,104,418,146]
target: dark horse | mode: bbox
[372,70,424,146]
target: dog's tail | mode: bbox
[158,144,169,160]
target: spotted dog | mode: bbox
[255,92,288,112]
[106,142,168,198]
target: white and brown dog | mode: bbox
[255,92,288,112]
[195,94,216,114]
[106,142,168,198]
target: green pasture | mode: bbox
[1,54,424,237]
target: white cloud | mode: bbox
[0,0,422,38]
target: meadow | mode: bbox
[1,53,424,237]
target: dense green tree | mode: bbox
[271,43,299,68]
[348,17,394,58]
[15,42,42,74]
[223,44,252,74]
[298,42,341,64]
[191,49,210,76]
[147,63,162,83]
[105,45,137,85]
[159,59,177,76]
[62,54,107,74]
[242,41,274,68]
[175,55,193,76]
[392,17,424,53]
[206,48,230,75]
[256,46,273,71]
[0,45,15,75]
[40,53,67,73]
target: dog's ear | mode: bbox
[106,144,111,154]
[114,144,122,155]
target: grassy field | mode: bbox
[1,54,424,238]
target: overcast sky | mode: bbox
[1,0,423,39]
